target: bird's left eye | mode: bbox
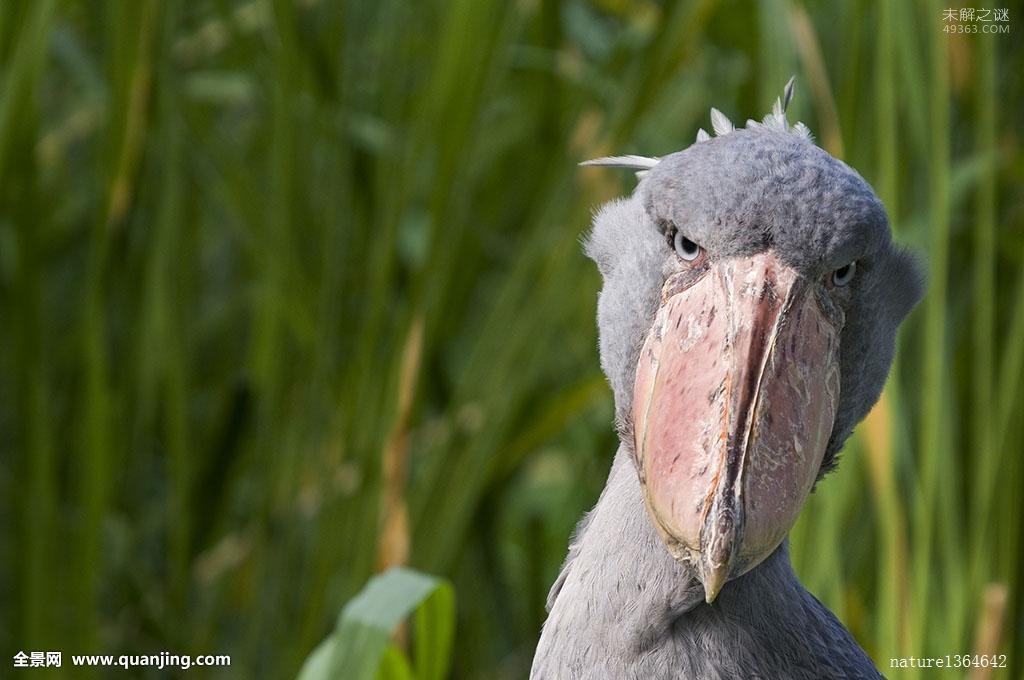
[832,261,857,286]
[674,231,702,262]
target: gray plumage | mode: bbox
[532,87,923,679]
[533,450,881,679]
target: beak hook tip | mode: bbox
[700,559,729,604]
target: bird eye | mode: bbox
[673,231,702,262]
[832,261,857,287]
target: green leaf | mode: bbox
[414,576,455,680]
[296,568,455,680]
[377,645,415,680]
[296,638,335,680]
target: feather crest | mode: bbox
[578,155,660,170]
[782,75,796,113]
[710,108,734,136]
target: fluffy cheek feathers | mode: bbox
[586,196,669,411]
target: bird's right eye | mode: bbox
[831,261,857,287]
[673,230,702,262]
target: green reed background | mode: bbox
[1,0,1021,678]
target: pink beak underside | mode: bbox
[633,252,841,602]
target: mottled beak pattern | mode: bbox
[633,252,843,603]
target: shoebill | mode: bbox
[531,81,923,679]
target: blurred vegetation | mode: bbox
[297,568,454,680]
[1,0,1021,678]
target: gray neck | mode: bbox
[531,447,881,680]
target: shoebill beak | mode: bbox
[632,251,843,603]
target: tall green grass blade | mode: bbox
[76,1,157,661]
[995,268,1024,675]
[414,574,456,680]
[994,266,1024,463]
[911,0,952,668]
[871,0,905,660]
[377,645,415,680]
[0,1,57,656]
[0,0,56,186]
[969,17,998,601]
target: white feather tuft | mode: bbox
[762,114,788,131]
[579,155,660,170]
[696,128,710,142]
[754,77,797,133]
[710,108,734,136]
[782,76,796,113]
